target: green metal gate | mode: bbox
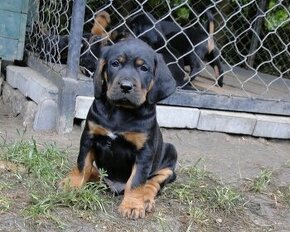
[0,0,29,61]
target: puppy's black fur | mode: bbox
[126,13,186,87]
[126,11,224,87]
[79,33,103,77]
[62,39,177,219]
[33,33,69,64]
[160,11,224,87]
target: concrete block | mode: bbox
[253,115,290,139]
[33,98,57,131]
[75,96,94,119]
[197,110,256,135]
[6,66,18,88]
[74,97,201,129]
[157,105,200,128]
[7,66,30,95]
[6,65,58,103]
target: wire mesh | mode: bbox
[26,0,290,103]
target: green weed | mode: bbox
[0,137,110,228]
[250,169,272,193]
[162,164,243,227]
[0,195,11,212]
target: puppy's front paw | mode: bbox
[118,198,145,219]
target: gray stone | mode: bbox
[253,115,290,139]
[21,100,38,128]
[0,76,3,96]
[197,110,257,135]
[2,83,26,116]
[33,98,58,131]
[2,83,12,104]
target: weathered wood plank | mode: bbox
[160,90,290,116]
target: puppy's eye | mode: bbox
[111,60,120,67]
[140,65,149,72]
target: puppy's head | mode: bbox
[94,39,176,108]
[127,12,163,46]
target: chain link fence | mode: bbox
[25,0,290,112]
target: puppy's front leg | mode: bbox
[118,163,149,219]
[118,162,173,219]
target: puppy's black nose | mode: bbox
[119,80,133,93]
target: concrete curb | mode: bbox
[4,65,290,138]
[75,96,290,139]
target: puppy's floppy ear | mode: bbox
[93,46,110,98]
[147,53,176,104]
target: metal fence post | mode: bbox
[246,0,267,67]
[57,0,87,133]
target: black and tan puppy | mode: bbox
[159,11,224,87]
[126,11,224,87]
[79,11,112,77]
[61,39,177,219]
[126,12,186,87]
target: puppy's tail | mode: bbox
[205,10,215,53]
[91,11,111,36]
[206,10,215,36]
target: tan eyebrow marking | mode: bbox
[135,58,144,66]
[118,55,126,64]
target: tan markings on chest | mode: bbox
[121,132,148,150]
[88,121,147,149]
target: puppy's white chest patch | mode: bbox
[107,131,118,140]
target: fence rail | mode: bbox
[25,0,290,117]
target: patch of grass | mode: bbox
[168,165,211,203]
[162,164,243,228]
[25,182,109,225]
[211,186,242,210]
[0,138,68,188]
[277,185,290,205]
[0,181,13,212]
[0,137,111,228]
[0,181,13,191]
[250,169,272,193]
[0,195,11,212]
[187,205,209,225]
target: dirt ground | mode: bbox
[1,96,290,231]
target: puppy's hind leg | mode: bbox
[187,53,203,82]
[207,48,224,87]
[59,131,99,189]
[158,142,177,186]
[59,150,99,189]
[142,142,177,213]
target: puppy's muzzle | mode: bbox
[119,79,133,94]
